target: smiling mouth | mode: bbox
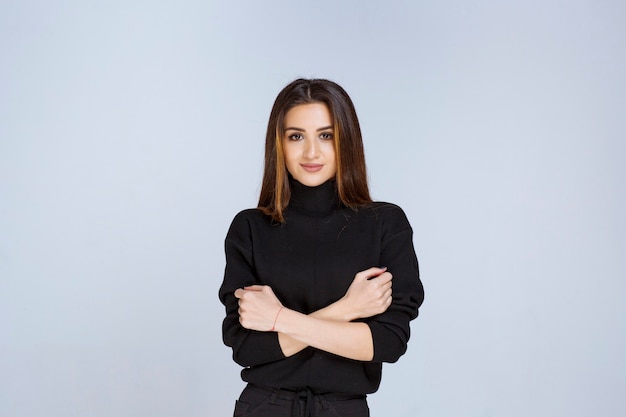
[301,164,323,173]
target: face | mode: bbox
[282,103,337,187]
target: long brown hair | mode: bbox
[258,78,372,222]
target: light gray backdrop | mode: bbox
[1,1,624,416]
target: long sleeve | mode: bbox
[218,210,286,367]
[367,205,424,363]
[218,186,424,394]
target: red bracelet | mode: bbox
[271,306,283,332]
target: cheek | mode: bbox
[326,144,337,167]
[281,143,295,163]
[285,161,297,175]
[322,141,336,158]
[282,148,298,174]
[329,160,338,175]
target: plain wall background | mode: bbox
[1,1,625,416]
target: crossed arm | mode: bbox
[234,267,392,361]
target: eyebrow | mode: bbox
[284,125,334,132]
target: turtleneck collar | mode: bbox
[288,177,340,217]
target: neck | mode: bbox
[288,178,339,217]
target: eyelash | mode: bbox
[288,133,304,141]
[287,132,334,141]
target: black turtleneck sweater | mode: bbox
[219,179,423,395]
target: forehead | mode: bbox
[284,103,332,127]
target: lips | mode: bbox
[301,164,323,173]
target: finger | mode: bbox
[243,285,265,291]
[375,272,393,284]
[261,285,275,295]
[357,267,388,281]
[380,281,392,292]
[234,289,244,298]
[383,296,393,308]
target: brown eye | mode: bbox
[288,133,304,141]
[320,132,333,140]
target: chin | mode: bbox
[298,180,325,187]
[295,174,331,187]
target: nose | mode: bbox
[303,138,320,159]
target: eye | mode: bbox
[287,133,304,141]
[320,132,334,140]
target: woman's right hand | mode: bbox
[277,267,392,357]
[341,267,393,321]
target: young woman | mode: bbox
[219,79,424,417]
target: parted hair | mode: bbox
[258,78,372,222]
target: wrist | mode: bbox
[270,306,283,331]
[273,307,295,334]
[336,296,358,322]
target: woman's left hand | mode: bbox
[234,285,284,332]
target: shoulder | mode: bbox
[368,201,406,214]
[226,208,273,239]
[365,202,413,236]
[230,208,266,224]
[368,202,411,222]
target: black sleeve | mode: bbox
[367,205,424,363]
[218,211,286,367]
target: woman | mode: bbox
[219,78,424,417]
